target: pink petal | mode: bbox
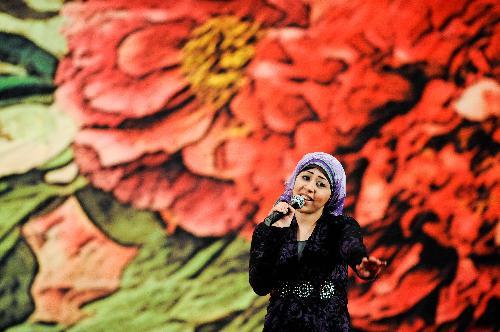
[453,79,500,121]
[87,70,188,118]
[21,197,137,325]
[113,164,197,211]
[75,103,216,167]
[165,178,248,237]
[182,112,257,179]
[56,79,127,127]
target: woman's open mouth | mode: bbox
[301,194,313,202]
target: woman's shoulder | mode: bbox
[323,213,357,223]
[252,220,290,239]
[339,214,360,223]
[322,214,362,231]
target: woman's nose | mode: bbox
[304,181,315,192]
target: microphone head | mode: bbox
[290,195,305,209]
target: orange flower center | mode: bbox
[181,16,261,108]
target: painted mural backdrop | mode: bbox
[0,0,498,331]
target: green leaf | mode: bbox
[220,296,268,332]
[0,182,53,240]
[0,227,20,263]
[75,186,166,246]
[25,0,65,13]
[0,32,57,79]
[0,172,88,241]
[0,61,27,75]
[38,147,73,171]
[0,0,59,20]
[167,238,256,324]
[168,239,226,281]
[0,181,8,193]
[0,32,57,103]
[0,13,66,58]
[66,233,195,332]
[6,323,63,332]
[0,75,51,88]
[0,75,53,100]
[0,239,37,331]
[0,93,53,108]
[0,103,77,177]
[63,231,258,331]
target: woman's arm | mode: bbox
[339,216,368,269]
[248,222,287,295]
[339,216,385,280]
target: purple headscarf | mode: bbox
[278,152,346,217]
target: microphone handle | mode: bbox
[264,210,287,226]
[264,198,303,226]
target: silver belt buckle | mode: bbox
[319,280,336,300]
[294,281,313,298]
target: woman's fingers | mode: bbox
[270,202,296,228]
[272,202,295,217]
[356,261,370,276]
[272,202,290,214]
[366,256,387,269]
[367,256,380,266]
[357,256,387,279]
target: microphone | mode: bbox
[264,195,305,226]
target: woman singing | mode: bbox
[249,152,386,331]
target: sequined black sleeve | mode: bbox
[249,222,287,296]
[339,216,368,272]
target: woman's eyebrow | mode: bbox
[305,170,328,181]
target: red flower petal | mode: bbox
[162,178,248,237]
[86,70,188,118]
[75,103,215,167]
[293,121,337,156]
[117,22,192,76]
[350,269,441,320]
[436,258,479,324]
[182,112,257,179]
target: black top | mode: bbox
[249,214,368,331]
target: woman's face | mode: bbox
[292,167,332,214]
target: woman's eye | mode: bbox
[302,175,310,180]
[317,182,326,188]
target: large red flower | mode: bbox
[56,0,414,237]
[56,0,314,236]
[56,0,499,329]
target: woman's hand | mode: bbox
[355,256,387,280]
[269,202,295,228]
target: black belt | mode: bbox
[272,279,336,300]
